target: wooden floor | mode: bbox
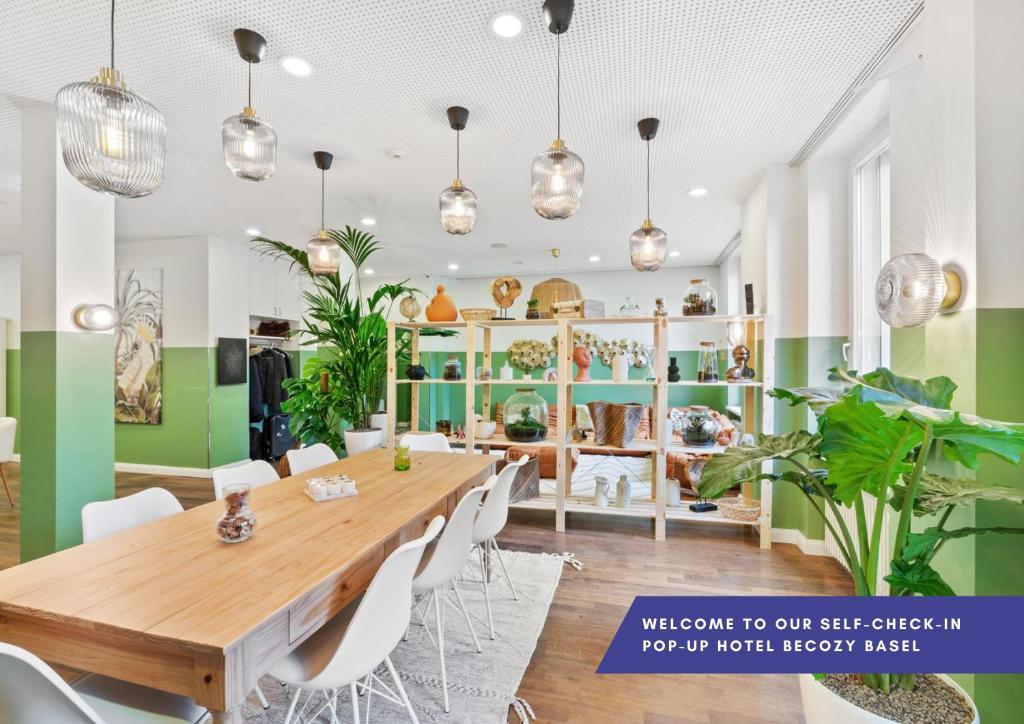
[0,462,852,723]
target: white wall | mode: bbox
[208,238,250,346]
[0,254,19,348]
[116,237,210,348]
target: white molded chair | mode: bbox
[473,455,529,639]
[0,642,206,723]
[398,432,451,453]
[270,516,445,724]
[409,483,489,712]
[286,443,339,476]
[213,459,279,500]
[81,488,183,543]
[0,417,16,506]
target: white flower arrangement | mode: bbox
[507,338,555,373]
[596,337,652,368]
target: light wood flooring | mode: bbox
[0,462,852,723]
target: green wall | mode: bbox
[208,348,249,468]
[20,332,114,561]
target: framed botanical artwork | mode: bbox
[114,268,163,424]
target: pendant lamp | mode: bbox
[531,0,584,219]
[55,0,167,198]
[306,152,342,276]
[439,106,477,234]
[222,29,277,181]
[629,118,667,272]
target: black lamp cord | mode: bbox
[455,128,461,179]
[320,169,325,230]
[110,0,115,68]
[556,32,561,140]
[646,139,651,220]
[247,62,252,107]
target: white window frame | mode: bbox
[848,126,891,373]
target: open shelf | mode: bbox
[566,379,655,386]
[510,495,758,526]
[395,379,467,385]
[667,380,763,387]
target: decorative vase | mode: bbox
[798,674,978,724]
[503,388,548,443]
[618,296,641,317]
[398,294,421,322]
[616,475,632,509]
[476,420,497,439]
[594,476,610,508]
[394,445,410,471]
[425,284,457,322]
[442,355,462,381]
[573,345,592,381]
[612,353,629,383]
[697,341,719,383]
[215,484,256,543]
[500,361,514,381]
[667,356,681,383]
[344,429,384,457]
[666,478,682,507]
[406,364,426,380]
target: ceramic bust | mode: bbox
[573,345,592,381]
[425,284,457,322]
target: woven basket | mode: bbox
[460,307,496,321]
[717,495,761,522]
[587,401,646,448]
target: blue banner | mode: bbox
[597,596,1024,674]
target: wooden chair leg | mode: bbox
[0,464,12,506]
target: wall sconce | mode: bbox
[73,304,118,331]
[875,253,962,328]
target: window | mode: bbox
[849,139,891,372]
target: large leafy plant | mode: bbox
[253,227,436,446]
[700,367,1024,694]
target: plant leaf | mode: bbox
[698,431,820,499]
[902,526,1024,562]
[818,396,921,504]
[885,559,956,596]
[891,473,1024,516]
[859,368,957,409]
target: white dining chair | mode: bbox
[0,642,206,723]
[213,459,279,500]
[398,432,452,453]
[270,516,445,724]
[81,488,184,543]
[285,443,339,476]
[473,455,529,639]
[409,483,489,713]
[0,417,16,506]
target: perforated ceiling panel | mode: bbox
[0,0,919,275]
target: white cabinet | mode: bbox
[250,251,306,320]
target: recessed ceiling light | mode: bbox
[490,242,508,249]
[280,56,312,76]
[688,187,708,197]
[363,268,375,275]
[589,255,600,262]
[491,12,523,38]
[447,263,459,271]
[669,250,680,258]
[245,227,261,236]
[361,217,376,226]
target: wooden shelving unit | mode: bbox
[386,315,774,545]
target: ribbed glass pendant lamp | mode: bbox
[531,0,584,220]
[55,0,167,198]
[629,118,667,272]
[222,29,277,181]
[439,106,477,235]
[306,152,342,276]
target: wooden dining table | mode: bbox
[0,449,495,722]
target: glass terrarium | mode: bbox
[682,278,718,316]
[503,388,549,443]
[672,405,722,447]
[697,341,719,383]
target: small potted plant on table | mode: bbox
[526,297,541,320]
[700,367,1024,724]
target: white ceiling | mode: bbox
[0,0,919,276]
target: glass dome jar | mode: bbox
[673,406,722,448]
[503,388,549,442]
[215,483,257,543]
[619,296,641,317]
[442,355,462,381]
[697,341,719,383]
[682,278,718,316]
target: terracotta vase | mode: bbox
[425,284,457,322]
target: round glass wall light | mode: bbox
[73,304,119,331]
[875,253,963,327]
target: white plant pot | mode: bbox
[344,428,384,457]
[370,413,389,446]
[798,674,979,724]
[477,421,497,439]
[612,355,629,383]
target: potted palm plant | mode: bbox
[253,227,423,456]
[700,367,1024,724]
